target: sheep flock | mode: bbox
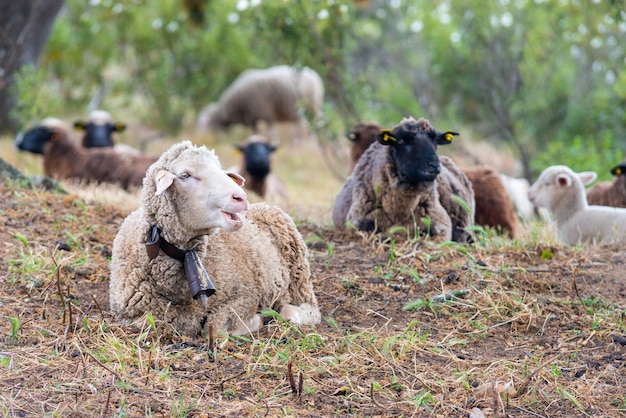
[7,66,625,339]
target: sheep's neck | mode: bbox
[550,191,587,223]
[145,225,216,302]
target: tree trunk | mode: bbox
[0,0,64,134]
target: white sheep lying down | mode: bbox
[528,165,626,245]
[109,140,321,336]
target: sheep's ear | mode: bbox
[377,130,396,145]
[577,171,597,186]
[267,144,277,153]
[611,163,626,176]
[226,171,246,186]
[113,122,126,132]
[556,173,573,187]
[73,121,86,131]
[154,169,176,196]
[436,131,459,145]
[234,145,244,154]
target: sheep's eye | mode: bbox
[178,172,190,180]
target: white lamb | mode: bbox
[109,140,321,337]
[528,165,626,245]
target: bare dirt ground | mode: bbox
[0,179,625,417]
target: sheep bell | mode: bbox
[184,249,216,307]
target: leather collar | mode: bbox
[145,225,186,261]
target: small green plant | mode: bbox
[9,317,21,342]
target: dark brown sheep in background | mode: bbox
[586,161,626,208]
[15,118,157,190]
[345,121,381,173]
[464,166,517,238]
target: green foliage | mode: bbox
[12,0,625,171]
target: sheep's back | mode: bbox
[587,177,626,208]
[464,166,518,238]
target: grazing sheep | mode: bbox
[15,118,157,190]
[345,121,381,173]
[333,117,474,242]
[109,140,320,336]
[528,165,626,245]
[463,166,517,238]
[74,110,127,148]
[233,135,288,202]
[198,65,324,142]
[344,121,513,237]
[586,161,626,208]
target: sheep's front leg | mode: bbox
[228,314,262,336]
[280,303,321,325]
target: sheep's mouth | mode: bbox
[221,211,244,228]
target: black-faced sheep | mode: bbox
[233,135,288,202]
[528,165,626,244]
[109,140,321,337]
[197,65,324,142]
[333,117,474,242]
[15,118,157,190]
[344,120,515,237]
[73,110,127,148]
[586,161,626,208]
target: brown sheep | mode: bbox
[586,161,626,208]
[464,166,517,238]
[344,121,517,237]
[15,118,157,190]
[345,121,381,173]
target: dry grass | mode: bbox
[1,129,625,417]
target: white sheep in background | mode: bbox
[197,65,324,143]
[15,118,157,190]
[500,174,549,222]
[333,117,474,242]
[528,165,626,245]
[586,160,626,208]
[109,140,320,337]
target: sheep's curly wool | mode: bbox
[110,141,320,336]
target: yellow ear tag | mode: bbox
[347,133,356,140]
[156,171,166,181]
[615,168,623,175]
[381,132,396,143]
[444,132,454,142]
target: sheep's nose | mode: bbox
[232,192,249,208]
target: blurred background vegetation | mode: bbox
[6,0,626,181]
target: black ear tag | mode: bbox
[145,225,161,260]
[184,249,216,307]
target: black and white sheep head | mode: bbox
[235,136,277,180]
[15,118,69,155]
[142,141,249,243]
[74,110,126,148]
[528,165,596,210]
[376,117,458,185]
